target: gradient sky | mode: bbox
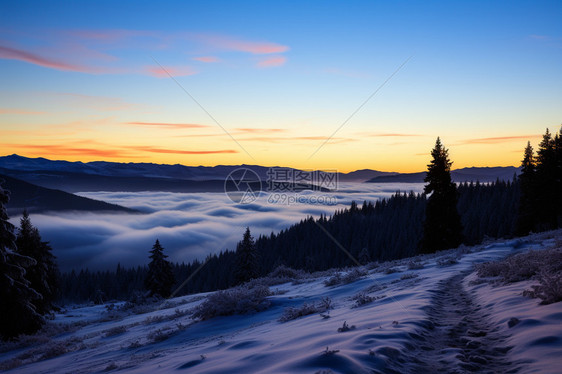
[1,0,561,172]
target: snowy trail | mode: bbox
[392,272,517,373]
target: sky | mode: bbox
[1,0,561,173]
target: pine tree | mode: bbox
[358,247,371,265]
[420,137,463,253]
[535,128,558,230]
[516,141,537,235]
[144,239,175,298]
[234,227,260,285]
[554,126,562,225]
[0,183,43,339]
[16,210,59,315]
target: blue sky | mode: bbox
[1,0,561,171]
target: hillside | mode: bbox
[0,231,560,373]
[0,174,138,214]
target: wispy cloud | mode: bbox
[2,29,289,75]
[0,45,95,73]
[144,65,198,78]
[460,135,540,145]
[257,55,287,68]
[0,108,46,115]
[129,146,238,155]
[1,143,137,158]
[240,135,355,144]
[235,128,287,134]
[126,122,210,129]
[192,56,219,63]
[193,33,289,54]
[357,132,421,137]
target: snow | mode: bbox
[1,231,561,373]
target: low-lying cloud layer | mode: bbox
[11,183,424,272]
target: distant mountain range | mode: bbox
[0,155,520,194]
[367,166,520,183]
[0,174,138,215]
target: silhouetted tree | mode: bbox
[235,227,260,284]
[16,210,59,314]
[144,239,175,298]
[535,128,558,230]
[420,137,462,253]
[0,182,43,339]
[358,248,371,265]
[555,126,562,224]
[516,142,537,235]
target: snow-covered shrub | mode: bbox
[437,256,458,267]
[337,321,356,332]
[362,283,387,294]
[476,248,562,283]
[128,340,142,349]
[318,296,333,310]
[321,347,339,356]
[279,297,333,322]
[143,314,167,324]
[148,328,174,343]
[324,273,342,287]
[40,341,68,359]
[324,268,367,287]
[352,292,373,307]
[351,292,385,308]
[384,267,399,274]
[279,302,319,322]
[269,265,307,280]
[407,261,424,270]
[523,271,562,305]
[192,285,272,321]
[400,273,419,280]
[104,325,127,337]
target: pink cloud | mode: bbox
[461,135,541,144]
[192,56,219,63]
[130,146,238,155]
[2,143,137,158]
[0,45,93,73]
[193,34,289,54]
[257,55,287,68]
[126,122,210,129]
[144,65,198,78]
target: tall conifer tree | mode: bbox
[516,141,537,235]
[144,240,175,298]
[16,210,59,314]
[0,183,43,339]
[420,137,463,253]
[235,227,260,284]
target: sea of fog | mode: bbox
[10,183,424,271]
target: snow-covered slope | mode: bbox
[1,231,560,373]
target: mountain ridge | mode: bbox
[0,154,519,183]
